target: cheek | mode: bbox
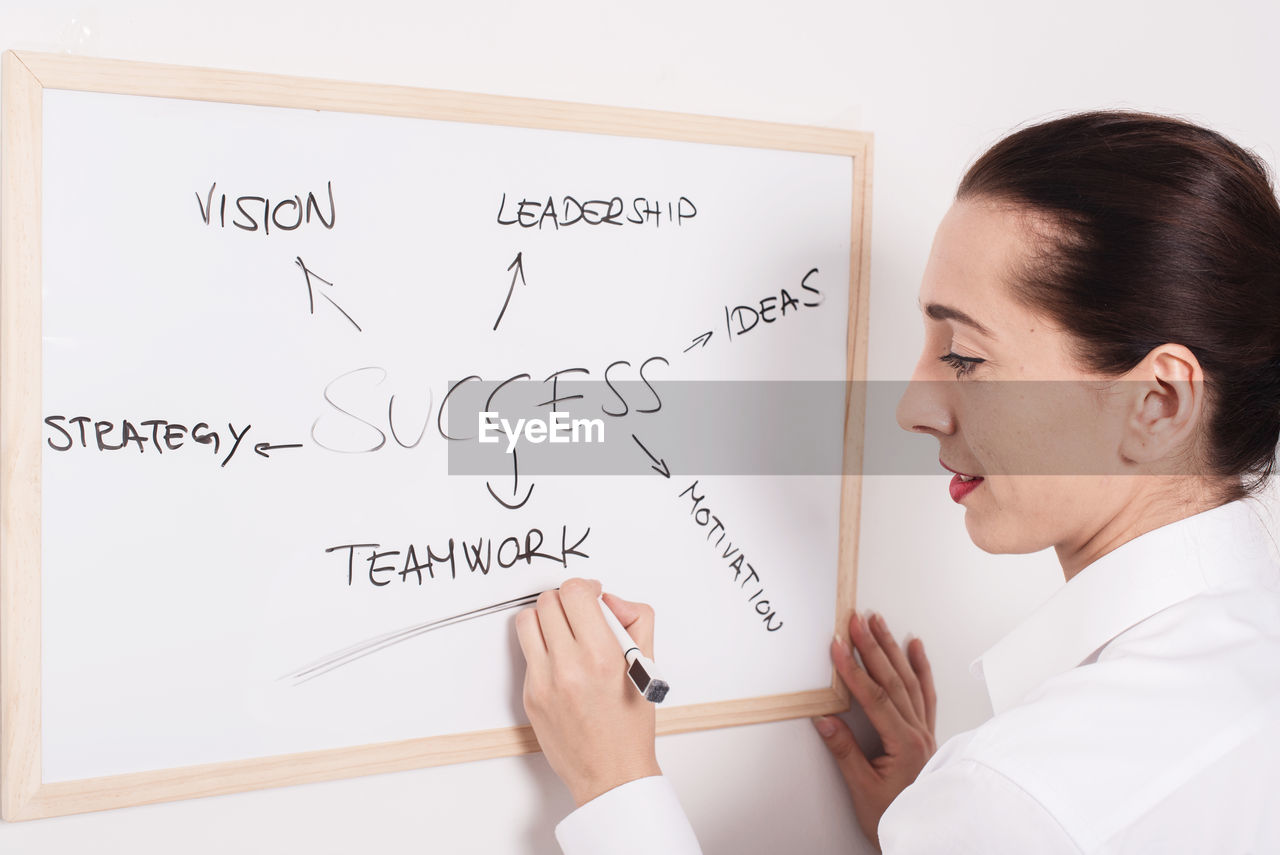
[963,384,1118,476]
[954,385,1121,554]
[953,388,1045,474]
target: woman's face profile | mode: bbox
[896,199,1142,562]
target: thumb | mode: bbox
[601,591,655,657]
[813,715,871,788]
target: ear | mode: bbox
[1117,344,1207,467]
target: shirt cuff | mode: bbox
[555,774,702,855]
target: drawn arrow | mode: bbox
[254,442,304,458]
[486,447,535,509]
[631,434,671,478]
[683,330,713,352]
[295,256,362,332]
[493,252,527,331]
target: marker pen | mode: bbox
[598,595,669,703]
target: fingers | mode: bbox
[868,613,926,726]
[811,714,871,792]
[515,607,548,676]
[535,589,574,655]
[601,591,656,657]
[528,579,657,663]
[557,578,612,652]
[849,612,920,728]
[908,638,937,734]
[830,635,907,739]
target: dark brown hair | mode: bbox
[957,110,1280,498]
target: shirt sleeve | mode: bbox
[878,759,1081,855]
[554,774,703,855]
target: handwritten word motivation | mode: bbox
[195,181,336,234]
[679,480,784,632]
[496,194,696,229]
[43,416,300,467]
[328,525,591,587]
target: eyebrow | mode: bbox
[922,301,996,339]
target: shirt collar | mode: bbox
[971,498,1280,715]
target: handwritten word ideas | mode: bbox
[725,268,823,340]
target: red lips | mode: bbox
[940,459,984,503]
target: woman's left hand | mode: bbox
[812,611,938,851]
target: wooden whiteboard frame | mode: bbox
[0,50,872,820]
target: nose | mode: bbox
[896,360,955,437]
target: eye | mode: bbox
[939,351,985,378]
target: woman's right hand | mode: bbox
[516,578,661,807]
[812,611,937,852]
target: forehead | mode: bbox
[918,199,1042,329]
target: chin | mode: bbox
[963,510,1048,556]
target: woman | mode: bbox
[515,110,1280,853]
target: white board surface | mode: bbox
[37,87,853,782]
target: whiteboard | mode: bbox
[1,52,871,819]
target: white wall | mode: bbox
[2,1,1278,852]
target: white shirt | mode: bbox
[555,499,1280,854]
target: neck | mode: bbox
[1055,477,1235,581]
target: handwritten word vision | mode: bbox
[496,194,696,229]
[328,525,592,587]
[43,416,301,468]
[679,480,784,632]
[195,181,336,234]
